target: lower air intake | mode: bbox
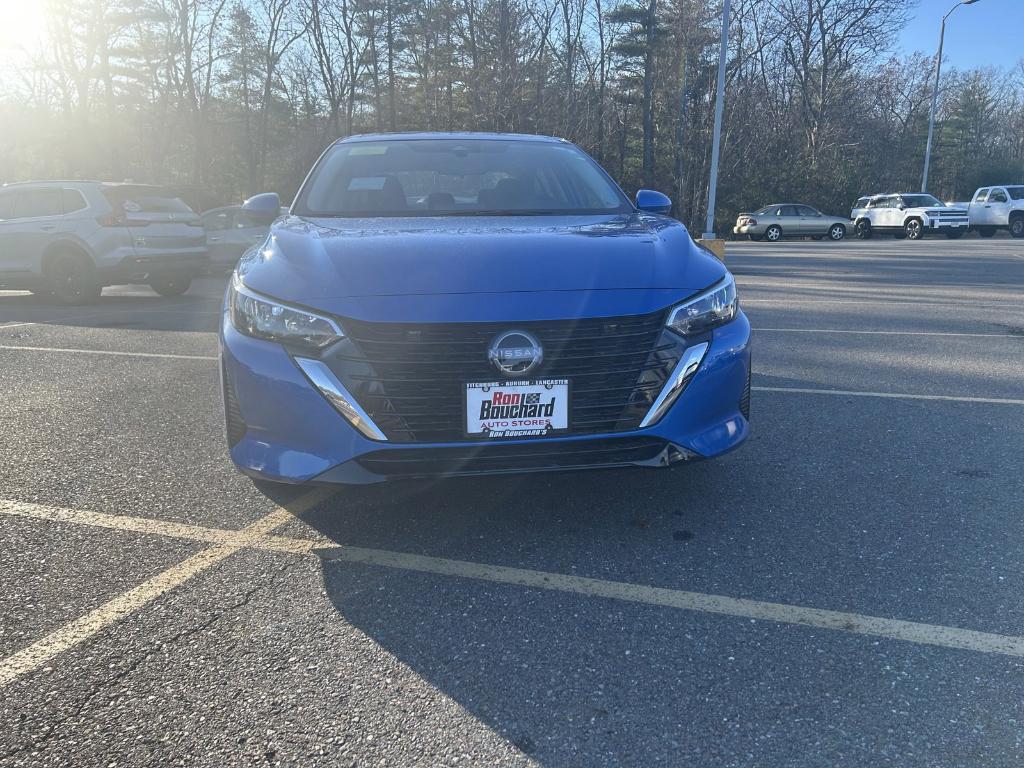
[356,437,667,478]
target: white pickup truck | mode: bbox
[966,185,1024,238]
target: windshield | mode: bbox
[1008,186,1024,200]
[900,194,942,208]
[294,139,631,217]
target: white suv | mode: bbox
[0,181,208,303]
[852,193,970,241]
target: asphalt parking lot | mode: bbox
[1,235,1022,767]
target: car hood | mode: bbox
[238,213,725,320]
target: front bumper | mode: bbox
[220,310,752,484]
[925,219,970,233]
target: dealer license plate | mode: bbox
[465,380,569,438]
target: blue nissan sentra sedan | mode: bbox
[220,133,751,484]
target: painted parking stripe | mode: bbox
[753,386,1024,406]
[0,499,314,556]
[741,298,1022,308]
[314,546,1024,659]
[0,489,332,688]
[0,344,217,361]
[755,327,1022,339]
[3,498,1024,664]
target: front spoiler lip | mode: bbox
[298,440,706,486]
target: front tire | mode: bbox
[149,276,192,297]
[904,219,924,240]
[1010,216,1024,239]
[945,230,964,239]
[855,220,872,239]
[977,226,996,238]
[748,233,763,242]
[828,223,846,241]
[47,252,101,305]
[765,225,782,242]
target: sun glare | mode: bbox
[0,0,47,59]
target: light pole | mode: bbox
[702,0,731,240]
[921,0,981,193]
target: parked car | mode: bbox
[966,185,1024,238]
[0,181,208,302]
[733,204,848,242]
[221,132,751,485]
[850,196,876,222]
[201,202,286,270]
[852,193,969,240]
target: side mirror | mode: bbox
[896,202,906,211]
[635,189,672,215]
[242,192,283,224]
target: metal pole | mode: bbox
[921,16,947,193]
[702,0,731,240]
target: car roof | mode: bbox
[335,131,568,145]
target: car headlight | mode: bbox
[666,275,738,336]
[228,274,344,350]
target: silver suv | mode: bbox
[0,181,208,303]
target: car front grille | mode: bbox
[328,311,681,443]
[356,437,668,477]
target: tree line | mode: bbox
[1,0,1022,231]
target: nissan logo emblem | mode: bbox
[488,329,543,377]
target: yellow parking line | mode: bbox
[0,499,317,555]
[4,497,1024,667]
[754,385,1024,406]
[0,489,332,688]
[315,546,1024,659]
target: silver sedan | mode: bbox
[734,204,848,242]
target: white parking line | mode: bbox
[0,344,217,361]
[755,327,1022,339]
[0,489,332,688]
[742,298,1023,309]
[754,386,1024,406]
[3,497,1024,677]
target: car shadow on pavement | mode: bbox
[284,465,756,765]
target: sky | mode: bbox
[1,0,1022,78]
[898,0,1024,71]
